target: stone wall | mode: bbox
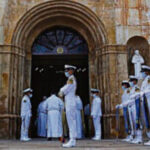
[0,0,150,139]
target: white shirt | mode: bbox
[21,95,32,117]
[91,96,102,117]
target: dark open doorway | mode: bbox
[30,26,89,137]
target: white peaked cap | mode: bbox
[129,75,138,80]
[64,64,77,70]
[122,80,129,84]
[91,88,100,93]
[23,88,33,93]
[141,65,150,71]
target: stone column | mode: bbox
[0,45,25,139]
[97,45,128,138]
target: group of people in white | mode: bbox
[20,64,102,148]
[116,50,150,146]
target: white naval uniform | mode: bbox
[118,88,131,140]
[123,85,142,143]
[141,75,150,144]
[20,95,32,140]
[45,94,64,138]
[37,100,47,137]
[91,95,102,139]
[60,75,77,140]
[75,96,83,139]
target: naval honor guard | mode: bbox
[91,88,102,140]
[20,88,33,141]
[59,65,77,148]
[140,65,150,146]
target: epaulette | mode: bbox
[67,78,73,84]
[148,78,150,84]
[135,87,140,92]
[127,89,130,94]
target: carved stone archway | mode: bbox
[7,0,109,138]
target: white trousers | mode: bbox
[128,105,142,140]
[21,115,31,139]
[76,110,82,138]
[93,116,101,138]
[66,106,77,139]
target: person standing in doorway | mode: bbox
[37,96,47,138]
[91,88,102,140]
[59,64,77,148]
[20,88,33,141]
[75,95,83,139]
[45,90,64,140]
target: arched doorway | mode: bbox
[31,26,89,137]
[9,0,108,139]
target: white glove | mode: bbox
[140,91,144,97]
[116,104,120,109]
[58,91,64,98]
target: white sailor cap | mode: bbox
[23,88,33,93]
[64,64,77,70]
[141,65,150,72]
[129,75,138,81]
[91,88,100,93]
[122,80,129,84]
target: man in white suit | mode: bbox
[59,64,77,148]
[20,88,33,141]
[91,88,102,140]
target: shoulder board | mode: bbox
[67,78,73,84]
[127,89,130,94]
[148,78,150,84]
[135,87,140,92]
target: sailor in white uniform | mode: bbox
[37,96,47,137]
[91,88,102,140]
[120,76,143,144]
[75,95,83,139]
[20,88,33,141]
[45,91,64,139]
[116,80,131,142]
[59,64,77,148]
[140,65,150,146]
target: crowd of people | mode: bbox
[20,64,102,148]
[116,65,150,146]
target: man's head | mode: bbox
[23,88,33,98]
[121,80,130,90]
[90,88,100,98]
[141,65,150,78]
[64,65,77,77]
[42,96,47,101]
[129,76,138,87]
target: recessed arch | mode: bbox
[126,36,149,75]
[11,0,108,52]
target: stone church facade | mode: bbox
[0,0,150,139]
